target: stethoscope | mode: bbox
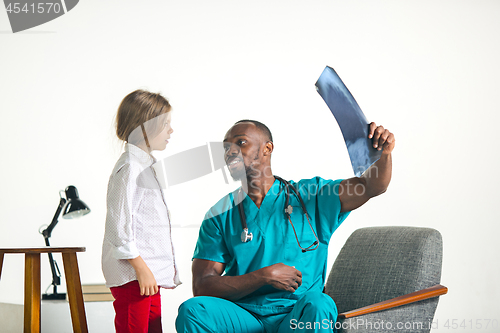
[238,176,319,253]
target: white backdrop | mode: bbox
[1,0,499,332]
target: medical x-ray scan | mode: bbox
[315,66,382,177]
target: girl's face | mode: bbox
[149,112,173,152]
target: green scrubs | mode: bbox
[176,177,350,332]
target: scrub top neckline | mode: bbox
[241,178,283,213]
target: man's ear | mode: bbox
[263,141,274,156]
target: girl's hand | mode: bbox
[127,256,159,296]
[136,266,158,296]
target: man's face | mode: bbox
[223,122,266,181]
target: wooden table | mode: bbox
[0,247,88,333]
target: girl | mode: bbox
[102,89,180,333]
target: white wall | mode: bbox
[1,0,499,331]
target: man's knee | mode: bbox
[178,297,203,315]
[176,296,263,333]
[300,291,338,318]
[176,297,212,332]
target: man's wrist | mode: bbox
[252,267,269,287]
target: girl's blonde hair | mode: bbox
[115,89,171,147]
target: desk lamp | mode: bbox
[40,185,90,300]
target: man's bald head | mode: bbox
[234,120,273,143]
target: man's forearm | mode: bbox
[193,269,267,301]
[363,153,392,198]
[193,260,302,301]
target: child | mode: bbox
[102,89,181,333]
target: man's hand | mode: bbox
[128,256,159,296]
[368,122,395,154]
[262,263,302,293]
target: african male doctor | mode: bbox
[176,119,395,333]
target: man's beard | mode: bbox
[229,149,260,181]
[230,164,251,181]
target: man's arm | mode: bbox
[192,259,302,301]
[339,122,395,212]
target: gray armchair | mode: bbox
[325,227,447,333]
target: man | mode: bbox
[176,120,395,332]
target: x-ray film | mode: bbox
[315,66,382,177]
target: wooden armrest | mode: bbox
[338,284,448,319]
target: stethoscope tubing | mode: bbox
[237,176,319,252]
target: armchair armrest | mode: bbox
[338,284,448,319]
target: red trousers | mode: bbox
[110,280,162,333]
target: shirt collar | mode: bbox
[125,143,156,167]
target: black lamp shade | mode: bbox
[62,185,91,219]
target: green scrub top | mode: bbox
[193,177,350,316]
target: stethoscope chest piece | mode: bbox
[241,228,253,243]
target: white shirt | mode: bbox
[102,143,181,288]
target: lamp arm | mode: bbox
[42,197,66,239]
[41,197,66,291]
[44,237,61,285]
[45,249,61,287]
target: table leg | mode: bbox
[62,252,88,333]
[24,253,41,333]
[0,253,4,279]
